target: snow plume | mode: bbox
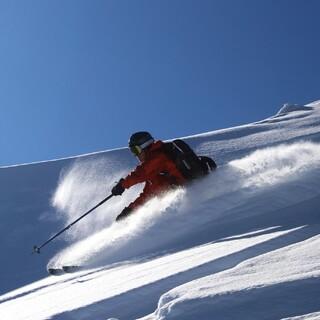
[51,157,135,240]
[49,189,185,268]
[229,141,320,189]
[181,141,320,215]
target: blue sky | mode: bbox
[1,0,320,166]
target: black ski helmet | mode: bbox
[129,131,154,154]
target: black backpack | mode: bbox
[163,139,217,181]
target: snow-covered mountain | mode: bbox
[0,101,319,320]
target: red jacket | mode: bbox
[121,140,186,209]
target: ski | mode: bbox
[47,265,82,276]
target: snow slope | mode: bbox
[0,101,319,320]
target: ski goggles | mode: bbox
[129,138,154,156]
[130,145,143,156]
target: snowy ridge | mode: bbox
[0,102,319,320]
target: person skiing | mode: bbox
[112,132,187,221]
[33,133,215,255]
[112,131,216,221]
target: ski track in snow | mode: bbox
[0,102,320,320]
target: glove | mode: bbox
[116,207,133,221]
[112,179,125,196]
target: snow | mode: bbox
[276,103,313,115]
[141,231,320,320]
[0,101,319,320]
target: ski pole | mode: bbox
[33,194,114,254]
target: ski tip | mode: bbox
[47,268,65,276]
[47,266,82,276]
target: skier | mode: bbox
[112,132,186,221]
[112,131,216,221]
